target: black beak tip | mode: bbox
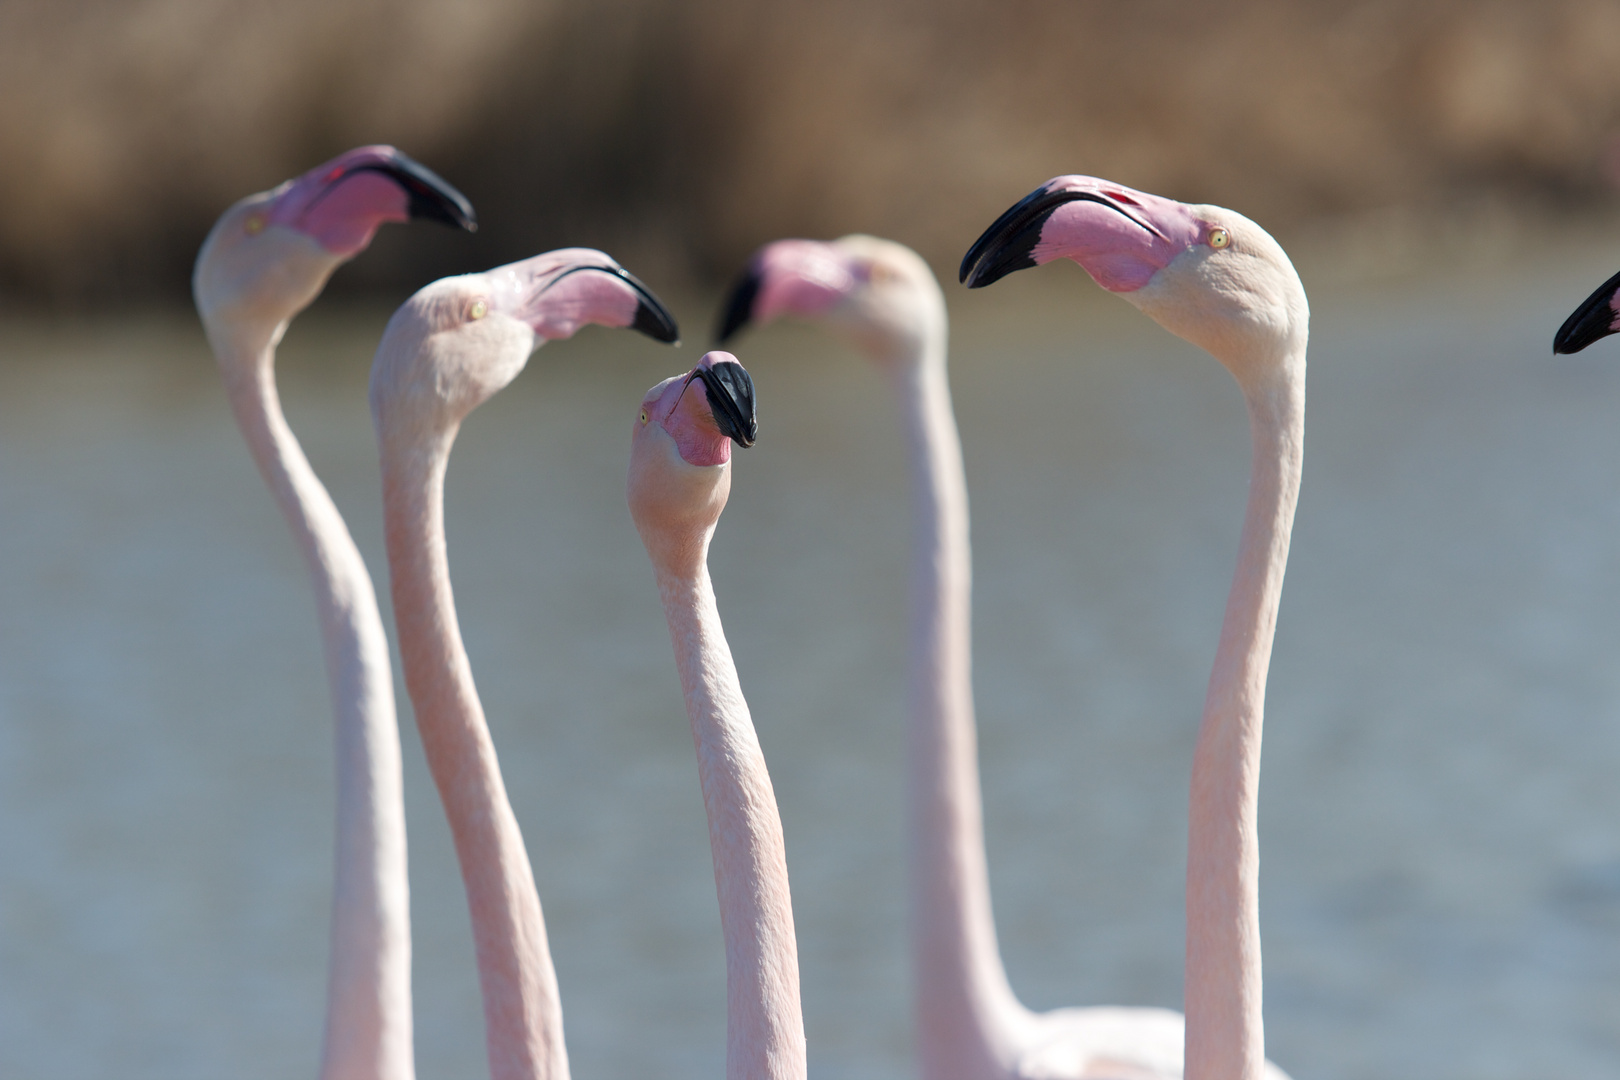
[715,266,762,345]
[960,182,1061,290]
[1552,333,1582,356]
[609,266,680,345]
[634,299,681,345]
[361,150,477,233]
[958,244,986,285]
[698,359,758,448]
[961,237,1040,290]
[1553,268,1620,356]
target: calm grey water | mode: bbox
[4,246,1620,1080]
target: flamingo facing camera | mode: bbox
[628,352,807,1080]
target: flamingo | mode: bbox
[1553,267,1620,353]
[192,145,475,1080]
[719,187,1303,1077]
[716,234,1178,1079]
[627,350,807,1080]
[367,249,678,1080]
[958,177,1308,1080]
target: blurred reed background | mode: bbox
[6,0,1620,304]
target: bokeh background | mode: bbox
[9,3,1620,1079]
[8,0,1620,302]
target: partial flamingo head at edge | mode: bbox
[1554,267,1620,355]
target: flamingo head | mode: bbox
[194,145,475,348]
[1553,268,1620,354]
[716,235,945,365]
[370,248,679,435]
[961,175,1307,384]
[629,351,757,573]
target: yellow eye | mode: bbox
[244,214,265,236]
[1209,227,1230,249]
[469,299,488,320]
[639,410,649,424]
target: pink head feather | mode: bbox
[751,240,866,323]
[1031,177,1208,292]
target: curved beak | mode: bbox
[492,249,680,344]
[336,148,477,232]
[1554,268,1620,355]
[266,145,476,256]
[715,262,763,344]
[691,352,757,446]
[551,263,681,344]
[960,176,1192,291]
[961,178,1166,288]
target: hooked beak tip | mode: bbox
[1553,267,1620,356]
[959,184,1056,289]
[960,180,1167,290]
[354,149,477,233]
[610,265,680,344]
[634,298,681,344]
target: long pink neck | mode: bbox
[217,337,414,1080]
[1183,363,1305,1080]
[892,324,1029,1078]
[378,426,569,1080]
[651,551,806,1080]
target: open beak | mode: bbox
[690,352,757,446]
[1554,268,1620,354]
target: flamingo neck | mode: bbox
[651,552,807,1080]
[376,420,569,1080]
[890,323,1029,1077]
[213,332,415,1080]
[1183,357,1305,1080]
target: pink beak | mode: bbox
[960,175,1205,293]
[265,145,476,257]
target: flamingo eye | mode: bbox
[244,214,266,236]
[1208,227,1230,249]
[468,299,488,321]
[639,410,649,424]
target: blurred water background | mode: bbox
[5,245,1620,1078]
[9,2,1620,1079]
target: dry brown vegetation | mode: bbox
[5,0,1620,302]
